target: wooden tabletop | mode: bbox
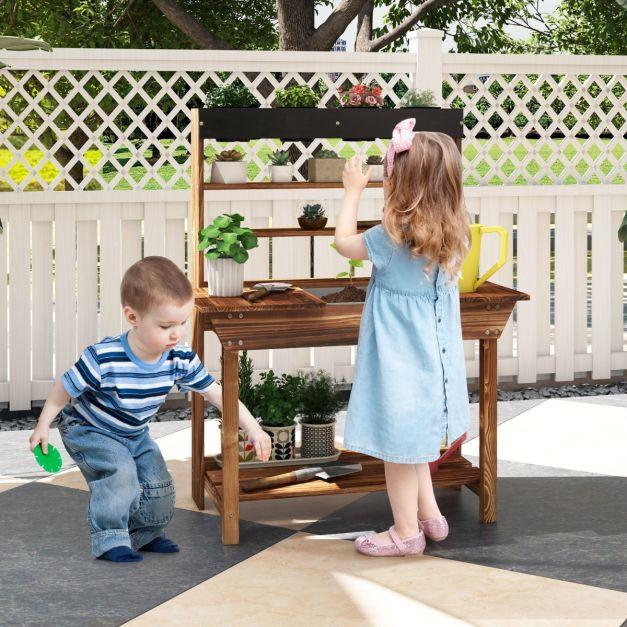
[195,281,529,351]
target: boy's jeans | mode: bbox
[58,408,175,558]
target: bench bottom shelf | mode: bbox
[203,449,480,509]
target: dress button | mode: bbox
[442,348,446,353]
[445,378,448,383]
[437,317,441,323]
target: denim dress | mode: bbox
[343,224,470,464]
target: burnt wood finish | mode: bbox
[190,280,529,542]
[205,450,480,501]
[190,106,530,544]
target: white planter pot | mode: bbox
[206,256,244,296]
[211,161,248,184]
[368,164,384,182]
[270,164,293,183]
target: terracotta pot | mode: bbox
[260,423,297,461]
[300,418,336,458]
[298,216,327,230]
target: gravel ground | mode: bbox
[1,380,625,432]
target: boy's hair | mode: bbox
[382,131,471,284]
[120,256,193,314]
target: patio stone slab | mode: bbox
[0,481,295,626]
[302,476,627,593]
[126,531,627,626]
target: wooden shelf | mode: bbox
[204,450,480,505]
[203,181,383,190]
[250,226,369,237]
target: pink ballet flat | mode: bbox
[417,515,449,541]
[354,525,426,557]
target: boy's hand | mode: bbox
[342,155,372,193]
[248,427,272,462]
[29,423,50,454]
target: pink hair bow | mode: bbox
[385,117,416,177]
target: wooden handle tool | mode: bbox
[240,467,323,492]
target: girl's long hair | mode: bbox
[382,131,470,285]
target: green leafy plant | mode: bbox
[298,369,343,424]
[399,88,437,107]
[275,85,320,107]
[205,83,259,108]
[312,148,340,159]
[366,155,383,165]
[269,149,291,166]
[197,213,258,264]
[330,242,363,284]
[252,370,305,427]
[300,203,325,219]
[215,149,244,162]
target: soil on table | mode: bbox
[321,285,367,303]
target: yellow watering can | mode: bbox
[458,224,508,293]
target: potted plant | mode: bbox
[197,212,258,296]
[274,84,320,108]
[254,369,305,461]
[297,203,327,230]
[268,149,293,183]
[399,88,437,108]
[298,369,343,458]
[308,147,345,183]
[210,149,248,184]
[205,83,260,108]
[215,350,263,463]
[339,81,383,108]
[365,154,384,181]
[313,243,367,304]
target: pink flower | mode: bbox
[349,93,361,105]
[365,95,377,106]
[372,86,382,96]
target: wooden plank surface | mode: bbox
[204,450,480,502]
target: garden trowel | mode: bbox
[240,463,362,492]
[242,281,293,303]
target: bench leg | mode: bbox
[479,338,498,523]
[191,308,206,510]
[221,348,240,544]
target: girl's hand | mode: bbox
[29,423,50,454]
[249,427,272,462]
[342,155,371,193]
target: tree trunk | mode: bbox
[276,0,315,50]
[356,0,374,51]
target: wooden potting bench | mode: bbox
[189,107,530,545]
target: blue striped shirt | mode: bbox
[61,330,216,435]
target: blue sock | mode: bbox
[98,546,143,563]
[139,537,179,553]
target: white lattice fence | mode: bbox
[0,185,625,410]
[2,45,625,192]
[443,54,627,185]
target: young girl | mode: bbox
[335,118,471,557]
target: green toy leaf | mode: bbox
[33,443,63,473]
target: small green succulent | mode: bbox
[215,149,244,162]
[269,149,291,166]
[313,148,340,159]
[300,204,325,219]
[366,155,383,165]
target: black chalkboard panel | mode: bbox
[198,107,463,141]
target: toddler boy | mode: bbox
[29,256,271,563]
